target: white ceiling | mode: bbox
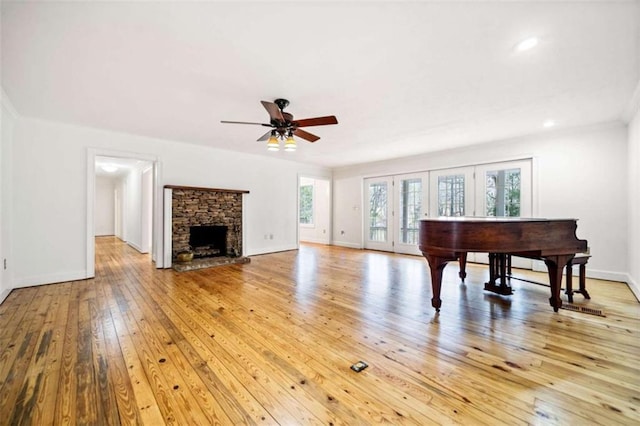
[2,1,639,168]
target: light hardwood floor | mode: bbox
[1,237,639,425]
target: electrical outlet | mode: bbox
[269,234,274,240]
[341,230,345,235]
[3,259,6,270]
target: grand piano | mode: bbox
[418,217,588,312]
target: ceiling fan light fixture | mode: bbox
[222,99,338,148]
[284,132,296,152]
[267,130,279,151]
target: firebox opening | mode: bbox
[189,225,227,258]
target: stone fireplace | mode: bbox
[166,185,249,270]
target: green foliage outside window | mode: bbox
[486,169,521,217]
[300,185,314,224]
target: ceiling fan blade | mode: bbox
[257,130,272,141]
[293,128,320,143]
[261,101,285,123]
[293,115,338,127]
[221,120,272,126]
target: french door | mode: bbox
[474,159,533,267]
[428,167,475,217]
[364,173,428,255]
[364,176,394,251]
[364,159,532,262]
[393,173,429,255]
[430,161,532,266]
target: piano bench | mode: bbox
[565,254,591,303]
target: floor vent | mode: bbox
[560,303,605,317]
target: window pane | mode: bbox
[400,178,421,244]
[369,182,388,242]
[485,168,521,217]
[299,185,314,224]
[438,175,465,216]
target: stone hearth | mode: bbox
[172,255,251,272]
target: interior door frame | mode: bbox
[86,148,163,278]
[297,174,332,246]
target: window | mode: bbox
[438,174,466,216]
[368,182,388,241]
[299,184,314,225]
[400,178,422,244]
[485,168,521,217]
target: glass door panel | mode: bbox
[394,173,428,255]
[429,167,475,218]
[364,176,394,251]
[475,159,533,267]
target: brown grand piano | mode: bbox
[418,217,588,312]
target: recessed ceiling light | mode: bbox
[515,37,539,52]
[101,164,119,173]
[543,120,555,128]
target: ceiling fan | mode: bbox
[221,99,338,150]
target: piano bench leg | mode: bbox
[565,255,591,302]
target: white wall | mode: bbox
[124,167,143,252]
[114,180,124,240]
[141,166,153,253]
[333,122,629,283]
[10,116,329,287]
[1,93,17,303]
[120,163,153,254]
[95,176,116,236]
[628,104,639,299]
[299,177,331,244]
[332,175,363,249]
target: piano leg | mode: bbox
[544,255,575,312]
[424,254,454,312]
[458,252,467,281]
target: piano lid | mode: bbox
[420,216,580,222]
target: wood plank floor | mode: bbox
[1,236,639,425]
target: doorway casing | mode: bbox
[86,148,163,278]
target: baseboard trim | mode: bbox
[530,261,627,283]
[626,274,639,302]
[246,245,298,256]
[0,288,11,305]
[127,241,146,254]
[332,241,362,249]
[582,268,628,283]
[300,238,331,245]
[14,270,88,288]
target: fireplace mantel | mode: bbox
[164,185,249,194]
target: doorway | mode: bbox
[87,149,162,279]
[298,176,331,245]
[363,172,428,255]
